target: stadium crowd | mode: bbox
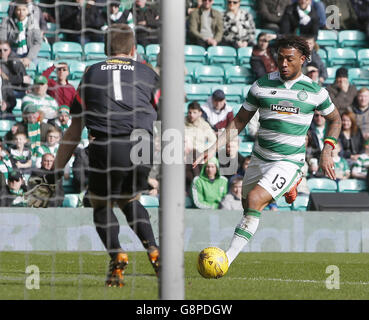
[0,0,368,209]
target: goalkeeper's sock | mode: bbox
[122,200,157,249]
[93,207,122,259]
[226,209,261,266]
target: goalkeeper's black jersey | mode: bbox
[70,57,159,136]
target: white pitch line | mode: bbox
[235,277,369,286]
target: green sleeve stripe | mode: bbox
[258,137,306,155]
[260,119,309,136]
[246,90,258,107]
[318,97,332,111]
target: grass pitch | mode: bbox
[0,251,368,300]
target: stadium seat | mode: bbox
[239,141,254,156]
[307,178,337,193]
[228,102,242,116]
[194,65,224,83]
[185,196,194,208]
[68,79,80,89]
[348,68,369,86]
[338,30,367,48]
[185,83,212,103]
[212,84,243,103]
[326,48,357,67]
[292,194,310,211]
[207,46,237,65]
[337,179,368,193]
[276,197,292,211]
[317,30,338,47]
[317,49,328,66]
[36,60,55,78]
[243,85,252,99]
[357,49,369,67]
[62,194,79,208]
[145,44,160,64]
[185,45,206,63]
[12,99,22,121]
[69,61,87,80]
[139,195,159,208]
[26,61,37,78]
[52,41,83,61]
[136,44,145,57]
[225,66,255,84]
[237,47,253,65]
[185,62,202,83]
[0,1,9,19]
[325,66,340,85]
[84,42,106,60]
[38,42,52,60]
[0,120,15,137]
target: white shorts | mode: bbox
[242,155,302,200]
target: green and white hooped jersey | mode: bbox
[243,72,335,167]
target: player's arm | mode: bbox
[320,107,342,180]
[193,107,255,168]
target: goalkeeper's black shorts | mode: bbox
[88,134,153,200]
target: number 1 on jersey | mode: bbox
[113,70,123,101]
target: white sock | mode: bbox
[226,210,260,266]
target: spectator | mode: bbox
[221,0,256,49]
[191,157,228,209]
[186,0,202,18]
[257,0,291,33]
[134,0,160,47]
[332,142,351,180]
[351,139,369,180]
[22,75,59,120]
[219,175,243,210]
[280,0,319,39]
[72,143,89,194]
[185,101,217,153]
[326,68,357,114]
[28,153,64,207]
[201,89,234,133]
[0,170,27,207]
[305,61,323,86]
[351,88,369,140]
[339,110,365,167]
[303,35,327,84]
[250,32,278,79]
[8,0,47,33]
[185,135,203,197]
[9,131,32,174]
[0,139,13,181]
[237,154,251,176]
[218,137,244,181]
[0,40,31,99]
[322,0,358,30]
[3,121,27,150]
[307,110,326,162]
[38,0,56,23]
[187,0,223,48]
[34,126,61,168]
[53,105,72,135]
[104,1,134,29]
[0,0,42,68]
[292,0,327,29]
[0,66,16,119]
[350,0,369,40]
[59,0,106,44]
[41,62,77,108]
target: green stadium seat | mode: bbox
[348,68,369,86]
[317,48,328,66]
[207,46,237,65]
[325,66,340,85]
[69,61,87,80]
[185,196,194,208]
[194,65,224,83]
[136,44,145,56]
[26,61,37,78]
[212,84,244,103]
[292,194,310,211]
[225,65,255,84]
[185,83,212,103]
[326,48,357,67]
[84,42,106,60]
[36,60,55,79]
[62,194,79,208]
[52,41,83,61]
[317,30,338,47]
[62,178,76,193]
[145,44,160,64]
[276,196,292,211]
[338,30,368,48]
[140,195,159,208]
[0,1,9,19]
[185,62,202,83]
[38,42,52,60]
[239,141,254,156]
[307,178,337,193]
[237,46,253,65]
[185,45,206,63]
[68,79,80,89]
[0,120,16,137]
[228,102,242,116]
[337,179,368,193]
[357,49,369,67]
[243,85,252,99]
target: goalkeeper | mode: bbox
[44,24,159,287]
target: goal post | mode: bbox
[159,0,186,300]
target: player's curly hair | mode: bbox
[276,35,311,60]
